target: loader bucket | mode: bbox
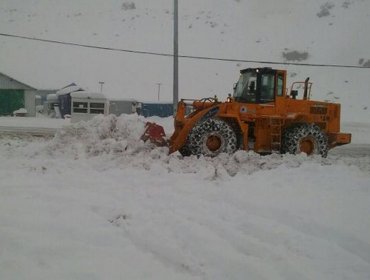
[141,122,167,146]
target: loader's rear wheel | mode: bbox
[282,123,328,157]
[185,118,238,157]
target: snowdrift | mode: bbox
[42,114,369,177]
[0,115,370,280]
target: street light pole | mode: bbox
[173,0,179,114]
[99,81,104,93]
[157,82,161,101]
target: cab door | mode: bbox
[275,70,287,115]
[256,72,276,116]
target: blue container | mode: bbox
[58,94,71,118]
[56,83,83,118]
[140,103,173,117]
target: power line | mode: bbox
[0,32,369,69]
[0,32,172,57]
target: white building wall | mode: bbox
[24,90,36,117]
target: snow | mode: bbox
[56,86,83,96]
[342,122,370,145]
[0,116,68,129]
[46,94,58,102]
[1,1,370,278]
[70,91,107,99]
[13,108,27,114]
[0,115,370,279]
[0,116,69,136]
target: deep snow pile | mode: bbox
[42,114,370,176]
[48,114,151,158]
[1,115,370,280]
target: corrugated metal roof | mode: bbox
[0,72,36,90]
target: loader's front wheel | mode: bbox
[186,118,238,157]
[282,123,328,157]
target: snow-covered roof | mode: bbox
[56,84,84,96]
[0,72,37,90]
[109,98,138,102]
[46,93,58,101]
[71,91,107,100]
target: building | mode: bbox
[56,83,84,118]
[70,91,109,123]
[0,72,38,116]
[0,72,174,119]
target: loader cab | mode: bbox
[233,68,286,104]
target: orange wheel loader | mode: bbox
[143,67,351,157]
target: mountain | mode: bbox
[0,0,369,122]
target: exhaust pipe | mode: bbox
[303,77,310,100]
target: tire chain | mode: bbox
[182,118,237,156]
[282,123,328,157]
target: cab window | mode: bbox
[260,74,275,103]
[277,74,284,96]
[233,72,257,103]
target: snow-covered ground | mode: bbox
[1,115,370,280]
[0,116,68,136]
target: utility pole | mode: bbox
[173,0,179,114]
[99,81,104,93]
[157,82,161,101]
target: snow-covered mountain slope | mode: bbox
[0,0,369,122]
[0,115,369,280]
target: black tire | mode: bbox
[179,144,191,157]
[282,123,328,157]
[184,118,238,157]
